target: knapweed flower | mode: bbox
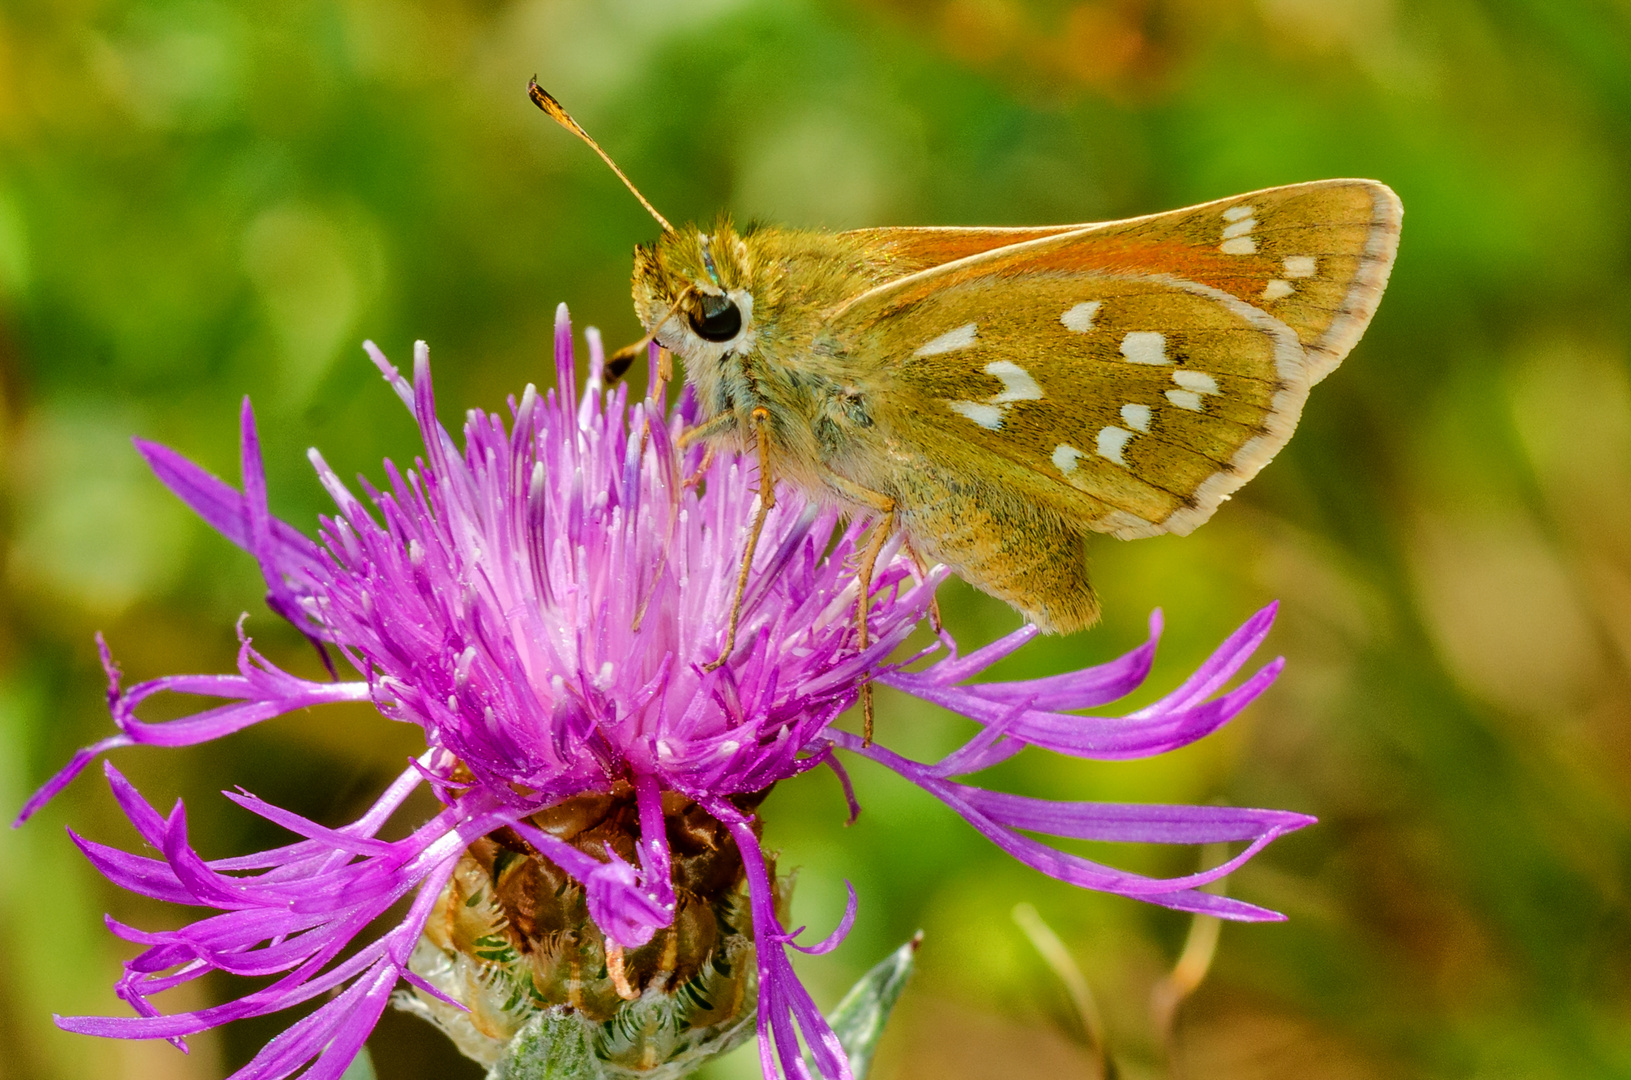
[18,304,1312,1080]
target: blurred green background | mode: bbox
[3,0,1631,1077]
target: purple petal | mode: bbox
[715,806,853,1080]
[13,734,131,826]
[895,609,1162,711]
[633,772,676,910]
[961,789,1316,844]
[835,732,1308,921]
[780,881,858,956]
[883,657,1284,760]
[1137,602,1279,715]
[132,437,322,578]
[18,639,371,825]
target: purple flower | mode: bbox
[17,304,1312,1080]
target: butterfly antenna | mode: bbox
[528,79,675,235]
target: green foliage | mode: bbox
[822,934,922,1080]
[342,1046,379,1080]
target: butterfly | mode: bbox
[529,81,1402,736]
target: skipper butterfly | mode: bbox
[530,82,1401,736]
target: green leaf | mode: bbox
[488,1008,604,1080]
[821,932,922,1080]
[339,1046,377,1080]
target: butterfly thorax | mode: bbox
[631,218,913,496]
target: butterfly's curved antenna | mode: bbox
[528,79,675,236]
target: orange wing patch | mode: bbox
[834,179,1401,384]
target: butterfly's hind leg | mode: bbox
[901,536,944,635]
[822,473,898,745]
[700,409,771,673]
[853,504,897,746]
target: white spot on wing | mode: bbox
[1283,255,1317,278]
[1061,301,1101,333]
[1166,389,1204,411]
[1262,279,1295,301]
[1171,370,1219,394]
[1100,269,1314,542]
[1120,403,1151,432]
[1119,331,1169,365]
[948,400,1004,429]
[984,360,1043,402]
[1220,236,1258,255]
[915,322,978,357]
[1222,218,1257,240]
[1096,426,1134,466]
[1052,444,1084,474]
[1222,205,1255,222]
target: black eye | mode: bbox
[689,296,742,342]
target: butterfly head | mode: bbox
[632,218,759,367]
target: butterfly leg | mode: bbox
[702,408,775,673]
[853,502,897,744]
[819,473,898,745]
[675,412,737,450]
[670,414,733,503]
[657,345,674,389]
[684,444,717,489]
[902,536,944,635]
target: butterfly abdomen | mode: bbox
[894,464,1099,634]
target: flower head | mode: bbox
[19,305,1312,1080]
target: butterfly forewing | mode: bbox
[834,179,1400,539]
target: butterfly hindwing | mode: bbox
[832,179,1401,539]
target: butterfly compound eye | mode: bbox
[689,295,742,342]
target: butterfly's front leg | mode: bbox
[822,471,897,745]
[675,411,738,450]
[675,412,735,489]
[683,444,716,488]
